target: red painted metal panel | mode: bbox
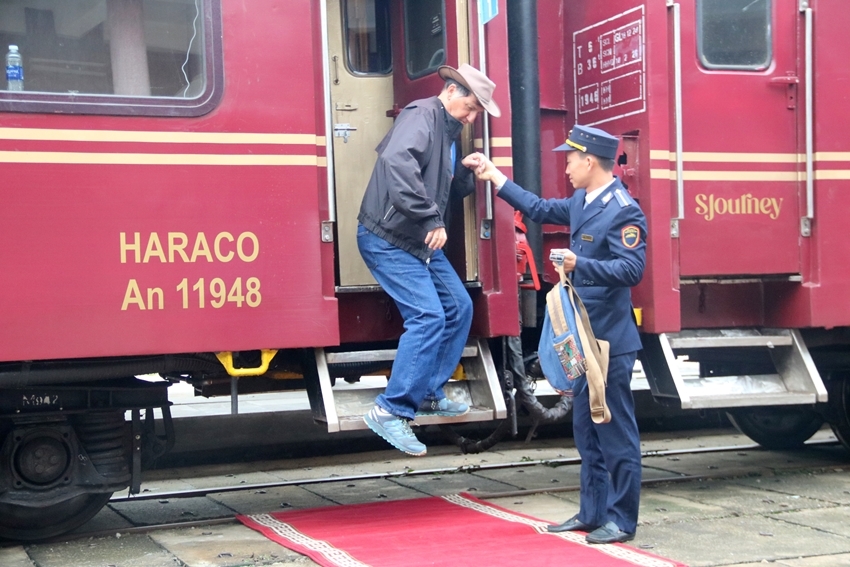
[676,1,801,277]
[472,0,519,338]
[680,283,765,329]
[800,0,850,329]
[538,1,567,112]
[0,1,339,362]
[560,1,680,334]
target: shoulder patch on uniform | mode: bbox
[614,188,631,208]
[621,225,640,248]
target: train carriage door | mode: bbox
[330,0,477,287]
[390,0,478,281]
[328,0,394,286]
[675,0,801,277]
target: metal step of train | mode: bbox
[306,338,507,432]
[640,329,828,409]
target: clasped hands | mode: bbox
[462,153,577,273]
[462,152,508,188]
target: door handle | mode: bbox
[769,75,798,110]
[769,75,798,84]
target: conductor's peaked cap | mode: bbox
[553,125,619,160]
[438,64,501,117]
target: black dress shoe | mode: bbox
[585,521,635,544]
[547,514,596,533]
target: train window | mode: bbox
[0,0,221,116]
[403,0,446,79]
[344,0,391,75]
[697,0,772,70]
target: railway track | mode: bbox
[21,435,838,546]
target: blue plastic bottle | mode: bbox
[6,45,23,91]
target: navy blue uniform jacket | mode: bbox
[497,178,647,356]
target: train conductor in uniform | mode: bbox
[356,64,501,456]
[468,125,647,544]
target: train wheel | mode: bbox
[726,406,824,450]
[0,492,113,541]
[0,412,129,541]
[826,374,850,452]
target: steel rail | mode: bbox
[110,438,837,503]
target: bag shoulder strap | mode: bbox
[554,263,612,424]
[546,285,569,337]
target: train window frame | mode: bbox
[402,0,446,80]
[696,0,772,71]
[343,0,392,76]
[0,0,223,117]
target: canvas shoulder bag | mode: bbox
[537,253,611,424]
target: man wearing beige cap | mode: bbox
[357,64,500,456]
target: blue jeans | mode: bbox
[357,224,473,419]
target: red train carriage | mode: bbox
[535,0,850,453]
[0,0,848,540]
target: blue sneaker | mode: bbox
[364,406,427,456]
[416,398,469,417]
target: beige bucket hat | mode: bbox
[438,64,501,117]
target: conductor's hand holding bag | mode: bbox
[538,249,611,424]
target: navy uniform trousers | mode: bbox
[573,351,642,534]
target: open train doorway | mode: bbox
[327,0,394,286]
[328,0,481,288]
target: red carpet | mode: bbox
[237,493,687,567]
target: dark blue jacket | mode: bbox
[357,96,475,261]
[497,178,647,356]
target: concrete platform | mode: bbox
[4,427,848,567]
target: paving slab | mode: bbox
[769,506,850,538]
[487,492,579,524]
[637,489,730,526]
[25,533,179,567]
[109,496,236,525]
[472,462,579,491]
[0,546,35,567]
[260,448,497,482]
[724,554,850,567]
[183,470,289,490]
[208,485,334,516]
[735,469,850,506]
[389,469,519,496]
[756,446,850,472]
[632,515,850,567]
[149,523,320,567]
[301,477,424,504]
[651,478,838,516]
[70,504,134,535]
[642,448,795,478]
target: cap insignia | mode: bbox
[565,139,587,152]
